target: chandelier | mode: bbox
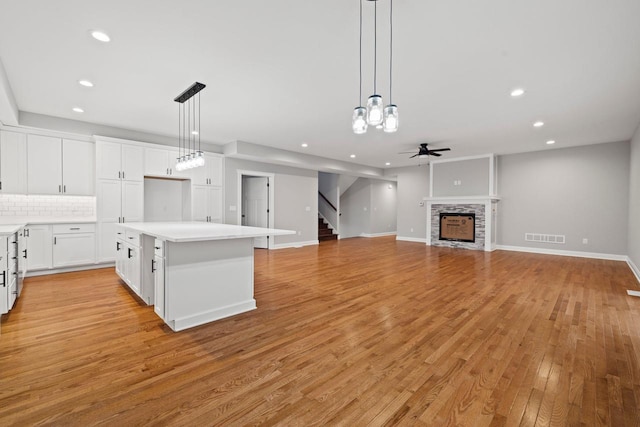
[352,0,398,134]
[175,82,206,171]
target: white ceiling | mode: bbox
[1,0,639,168]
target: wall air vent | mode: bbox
[524,233,565,244]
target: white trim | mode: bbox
[271,240,319,249]
[26,262,115,277]
[361,232,397,238]
[236,170,275,249]
[496,245,627,261]
[425,195,501,202]
[627,290,640,297]
[626,256,640,285]
[396,236,427,243]
[429,153,495,165]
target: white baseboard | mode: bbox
[360,232,397,238]
[495,245,627,261]
[271,240,319,250]
[26,262,115,277]
[626,256,640,285]
[396,236,427,244]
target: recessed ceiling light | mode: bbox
[90,30,111,42]
[510,88,525,97]
[78,80,94,87]
[546,140,556,145]
[350,154,356,158]
[533,121,544,127]
[301,143,308,148]
[385,162,391,166]
[72,107,84,113]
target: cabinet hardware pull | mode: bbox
[54,237,56,244]
[59,185,62,193]
[116,242,121,251]
[122,171,125,179]
[166,168,169,175]
[123,217,125,223]
[23,249,27,259]
[0,271,5,287]
[63,185,66,193]
[128,236,134,239]
[119,171,121,179]
[70,227,80,230]
[151,259,156,273]
[127,248,133,259]
[155,246,161,250]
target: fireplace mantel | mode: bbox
[424,196,500,251]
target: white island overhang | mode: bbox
[115,222,294,331]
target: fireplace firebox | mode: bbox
[439,213,476,243]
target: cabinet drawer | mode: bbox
[52,223,96,234]
[125,230,140,246]
[154,239,164,257]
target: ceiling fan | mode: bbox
[400,143,451,158]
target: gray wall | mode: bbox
[387,165,429,241]
[628,123,640,275]
[224,157,318,246]
[340,178,371,238]
[432,157,490,197]
[498,141,630,254]
[370,180,397,234]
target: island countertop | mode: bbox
[117,221,295,243]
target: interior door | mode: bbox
[242,176,269,248]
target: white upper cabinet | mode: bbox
[26,135,94,195]
[192,185,223,223]
[27,135,63,195]
[144,146,188,178]
[62,139,94,195]
[96,141,143,182]
[190,154,223,186]
[0,130,27,194]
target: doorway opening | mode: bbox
[237,171,275,249]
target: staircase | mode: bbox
[318,218,337,242]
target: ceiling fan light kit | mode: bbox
[352,0,398,134]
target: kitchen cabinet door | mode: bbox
[97,180,122,223]
[209,187,223,223]
[144,147,170,177]
[191,185,209,221]
[25,225,52,271]
[27,134,62,194]
[126,243,141,295]
[0,130,27,194]
[62,139,95,195]
[122,144,144,182]
[52,233,96,267]
[153,256,165,319]
[96,141,122,180]
[122,181,144,223]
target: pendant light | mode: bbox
[383,0,398,132]
[352,0,398,134]
[174,82,206,171]
[352,0,368,134]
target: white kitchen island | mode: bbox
[115,222,294,331]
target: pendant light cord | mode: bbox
[373,0,377,94]
[389,0,393,104]
[359,0,363,106]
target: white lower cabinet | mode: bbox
[52,224,96,268]
[24,225,52,271]
[115,228,143,299]
[153,254,164,319]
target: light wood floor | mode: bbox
[1,237,640,426]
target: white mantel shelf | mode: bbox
[424,196,501,202]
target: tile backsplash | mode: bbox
[0,194,96,217]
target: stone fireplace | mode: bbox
[425,197,499,251]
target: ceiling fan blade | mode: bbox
[429,148,451,152]
[398,151,418,154]
[409,153,419,158]
[430,152,442,157]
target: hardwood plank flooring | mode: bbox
[1,236,640,426]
